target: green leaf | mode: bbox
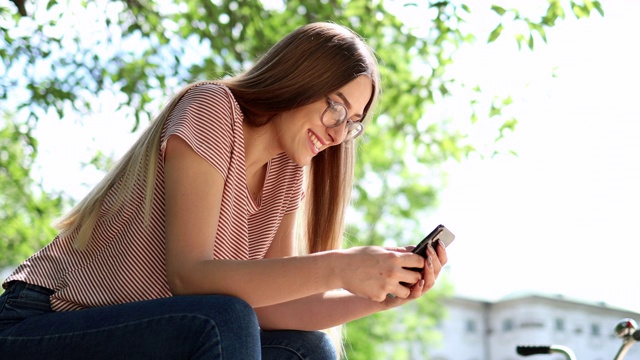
[488,23,504,43]
[491,5,507,16]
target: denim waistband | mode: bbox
[3,281,54,296]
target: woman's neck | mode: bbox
[242,122,281,177]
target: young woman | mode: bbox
[0,22,447,359]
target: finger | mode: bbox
[426,245,438,267]
[436,240,448,265]
[390,279,414,299]
[398,252,426,269]
[396,285,413,299]
[399,268,423,287]
[423,255,437,290]
[407,279,425,299]
[428,244,444,277]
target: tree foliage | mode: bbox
[0,0,602,357]
[0,114,65,266]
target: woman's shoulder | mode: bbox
[163,81,243,139]
[189,81,227,93]
[179,81,242,120]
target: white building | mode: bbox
[429,293,640,360]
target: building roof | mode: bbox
[445,291,640,316]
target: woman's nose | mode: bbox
[326,121,348,144]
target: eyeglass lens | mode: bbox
[323,100,363,140]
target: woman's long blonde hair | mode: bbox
[55,22,380,257]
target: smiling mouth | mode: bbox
[308,130,323,152]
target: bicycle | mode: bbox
[516,318,640,360]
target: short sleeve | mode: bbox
[161,84,239,179]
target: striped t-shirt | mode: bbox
[3,83,304,311]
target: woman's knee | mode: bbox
[183,295,259,335]
[177,295,261,359]
[174,294,256,320]
[261,330,337,360]
[303,331,337,360]
[214,295,259,332]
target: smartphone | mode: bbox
[412,224,455,258]
[404,224,454,274]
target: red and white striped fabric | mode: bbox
[4,83,304,311]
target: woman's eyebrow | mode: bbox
[336,91,363,119]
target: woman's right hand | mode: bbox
[335,246,426,302]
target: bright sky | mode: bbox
[30,1,640,311]
[428,0,640,312]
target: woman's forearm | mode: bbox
[170,246,427,309]
[169,251,344,307]
[254,290,388,331]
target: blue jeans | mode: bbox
[0,281,336,359]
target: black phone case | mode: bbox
[412,224,446,258]
[406,224,454,273]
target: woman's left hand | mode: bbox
[382,240,448,308]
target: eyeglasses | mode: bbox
[320,97,364,140]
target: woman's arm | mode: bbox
[255,242,447,330]
[163,135,426,307]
